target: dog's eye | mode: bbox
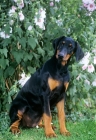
[69,44,72,47]
[62,41,65,44]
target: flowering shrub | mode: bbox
[67,47,96,110]
[0,0,96,113]
[82,0,96,12]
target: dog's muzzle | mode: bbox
[58,48,67,60]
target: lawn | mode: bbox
[0,114,96,140]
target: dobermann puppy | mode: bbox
[9,36,84,137]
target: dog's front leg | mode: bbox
[43,96,57,137]
[10,110,23,134]
[56,98,70,136]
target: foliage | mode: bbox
[0,0,96,114]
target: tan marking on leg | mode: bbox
[10,110,23,134]
[43,113,57,137]
[38,118,44,128]
[56,99,70,136]
[38,117,56,129]
[48,78,60,91]
[64,82,69,91]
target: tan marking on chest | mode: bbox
[48,78,60,91]
[64,82,69,91]
[61,61,66,66]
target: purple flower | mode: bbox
[82,0,96,12]
[19,11,24,21]
[87,3,96,11]
[82,65,87,70]
[87,64,95,73]
[50,2,54,6]
[9,6,16,16]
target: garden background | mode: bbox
[0,0,96,139]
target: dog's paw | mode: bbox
[10,126,21,134]
[38,124,44,128]
[60,130,71,136]
[46,130,57,138]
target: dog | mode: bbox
[9,36,84,137]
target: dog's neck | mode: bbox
[53,55,69,75]
[57,63,69,76]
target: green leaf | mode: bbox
[33,52,39,59]
[72,97,76,105]
[50,8,55,15]
[69,86,77,96]
[27,66,36,73]
[23,53,33,61]
[0,69,3,78]
[37,47,45,56]
[18,37,26,48]
[16,27,22,38]
[8,95,12,104]
[0,58,9,69]
[12,51,24,63]
[4,24,10,34]
[0,48,8,58]
[28,37,36,49]
[1,13,5,19]
[4,66,15,78]
[27,54,33,60]
[2,38,11,47]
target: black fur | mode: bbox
[9,36,84,133]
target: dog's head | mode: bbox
[53,36,84,66]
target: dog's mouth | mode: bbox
[61,59,68,65]
[58,54,70,61]
[57,56,68,66]
[56,50,72,65]
[57,54,71,65]
[62,59,67,63]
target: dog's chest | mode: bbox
[48,77,66,107]
[48,77,65,92]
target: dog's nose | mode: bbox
[58,53,64,59]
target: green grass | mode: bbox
[0,117,96,140]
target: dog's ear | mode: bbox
[53,36,65,50]
[75,42,84,61]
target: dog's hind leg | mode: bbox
[10,110,23,134]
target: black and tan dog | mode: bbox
[9,36,84,137]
